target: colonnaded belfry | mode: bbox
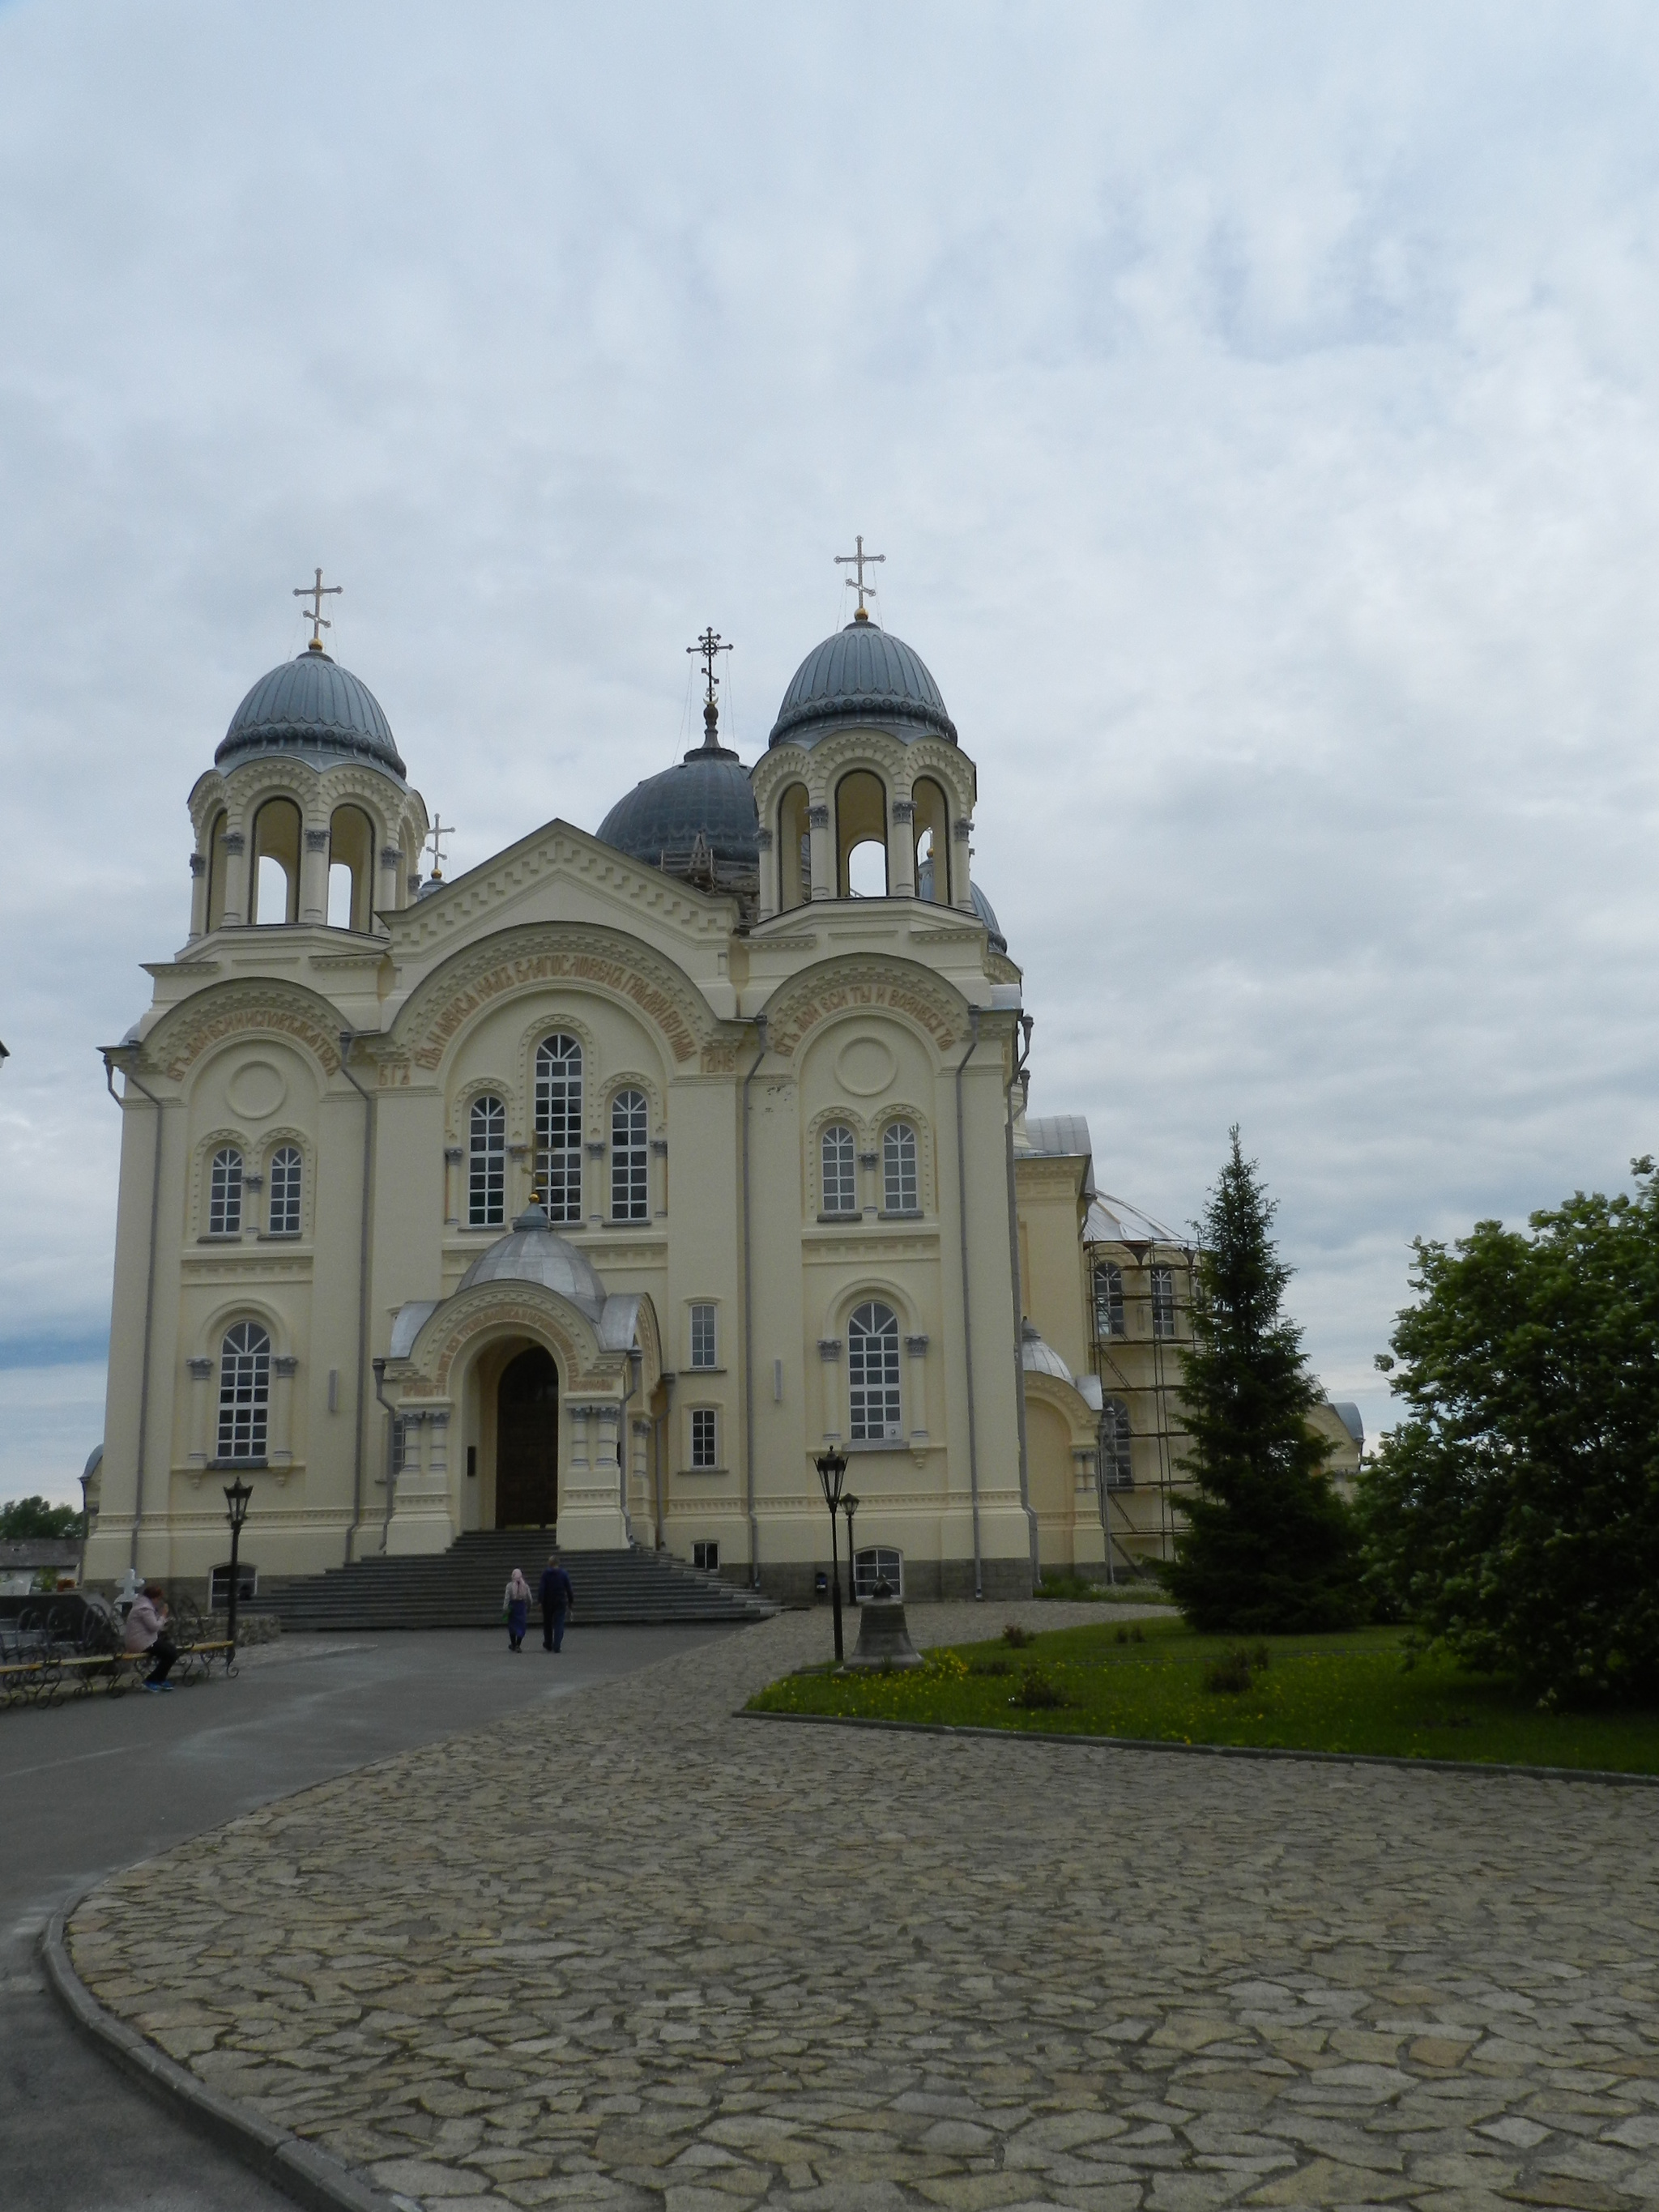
[87,557,1361,1613]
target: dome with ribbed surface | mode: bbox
[216,645,406,778]
[1021,1319,1073,1383]
[456,1207,605,1320]
[596,716,759,893]
[769,616,956,748]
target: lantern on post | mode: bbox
[222,1474,253,1654]
[814,1447,848,1662]
[841,1492,860,1605]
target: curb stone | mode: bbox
[738,1703,1659,1786]
[42,1889,401,2212]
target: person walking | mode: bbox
[503,1567,531,1652]
[538,1549,574,1652]
[125,1583,177,1691]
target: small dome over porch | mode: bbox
[455,1205,606,1320]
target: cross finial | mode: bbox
[424,815,454,882]
[834,535,885,620]
[687,625,733,746]
[293,567,343,649]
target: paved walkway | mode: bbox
[67,1604,1659,2212]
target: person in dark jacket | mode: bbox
[538,1551,574,1652]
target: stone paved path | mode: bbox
[67,1603,1659,2212]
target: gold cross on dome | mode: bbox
[293,567,343,646]
[424,814,454,882]
[835,535,885,616]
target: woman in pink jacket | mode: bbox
[124,1583,177,1691]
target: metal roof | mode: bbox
[596,744,758,887]
[1024,1114,1093,1161]
[1020,1319,1073,1383]
[768,617,957,748]
[215,646,407,779]
[1084,1193,1188,1247]
[456,1208,607,1319]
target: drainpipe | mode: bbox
[619,1344,642,1544]
[337,1030,376,1565]
[103,1053,164,1573]
[1002,1024,1039,1592]
[953,1012,983,1600]
[655,1375,674,1552]
[740,1014,768,1588]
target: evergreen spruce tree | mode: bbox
[1163,1129,1361,1632]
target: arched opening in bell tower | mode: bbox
[912,776,951,904]
[250,796,301,924]
[836,769,889,898]
[327,803,376,931]
[777,782,810,910]
[204,810,230,931]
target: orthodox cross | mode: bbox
[424,814,454,881]
[688,625,732,706]
[293,567,342,646]
[835,535,885,616]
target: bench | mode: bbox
[0,1639,241,1707]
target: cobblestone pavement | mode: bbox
[68,1603,1659,2212]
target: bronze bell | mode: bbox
[844,1579,923,1670]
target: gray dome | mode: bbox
[456,1207,605,1319]
[1021,1319,1073,1383]
[597,723,759,891]
[769,615,957,748]
[216,644,406,778]
[916,859,1007,953]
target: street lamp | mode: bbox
[223,1475,253,1654]
[815,1446,848,1663]
[840,1492,860,1607]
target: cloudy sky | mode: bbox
[3,2,1657,1502]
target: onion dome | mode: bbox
[769,609,957,748]
[215,641,406,779]
[915,857,1007,953]
[597,698,759,893]
[456,1206,605,1320]
[1021,1319,1073,1382]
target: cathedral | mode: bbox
[86,563,1357,1609]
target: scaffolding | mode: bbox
[1086,1238,1199,1576]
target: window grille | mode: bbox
[209,1562,257,1607]
[610,1089,649,1221]
[691,1408,717,1468]
[689,1303,717,1370]
[1093,1261,1125,1339]
[208,1148,243,1236]
[469,1096,505,1227]
[847,1301,902,1442]
[217,1320,271,1461]
[1151,1266,1176,1340]
[1101,1396,1133,1488]
[821,1124,856,1214]
[855,1545,903,1600]
[882,1121,919,1213]
[267,1146,301,1236]
[534,1035,582,1223]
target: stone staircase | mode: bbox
[259,1532,778,1633]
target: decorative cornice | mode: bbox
[761,953,967,1060]
[141,978,345,1081]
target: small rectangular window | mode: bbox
[209,1562,258,1608]
[1093,1263,1125,1340]
[689,1303,717,1370]
[693,1539,719,1573]
[1102,1398,1133,1488]
[854,1546,903,1600]
[690,1409,717,1469]
[1151,1266,1176,1340]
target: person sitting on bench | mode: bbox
[125,1584,177,1691]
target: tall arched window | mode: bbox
[821,1124,856,1216]
[469,1096,505,1227]
[535,1035,583,1223]
[217,1320,271,1462]
[881,1121,919,1213]
[847,1300,902,1442]
[1093,1262,1125,1340]
[1151,1266,1176,1340]
[610,1090,649,1221]
[209,1148,243,1237]
[1102,1396,1133,1488]
[267,1147,301,1237]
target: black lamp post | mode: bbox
[815,1446,848,1662]
[841,1492,860,1606]
[223,1475,252,1655]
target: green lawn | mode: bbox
[747,1616,1659,1774]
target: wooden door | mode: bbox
[496,1346,559,1528]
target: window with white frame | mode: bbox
[855,1545,903,1600]
[690,1408,717,1469]
[217,1320,271,1461]
[208,1148,243,1236]
[1093,1261,1125,1339]
[693,1538,720,1572]
[611,1089,649,1221]
[534,1035,583,1223]
[267,1146,301,1237]
[847,1300,902,1441]
[689,1302,717,1370]
[1151,1265,1176,1340]
[1101,1396,1133,1488]
[881,1121,919,1213]
[821,1123,856,1214]
[469,1095,505,1227]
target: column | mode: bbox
[188,853,208,939]
[443,1145,463,1225]
[378,843,402,922]
[301,826,329,923]
[221,829,249,927]
[889,799,916,897]
[808,803,833,899]
[817,1338,842,1443]
[386,1400,458,1553]
[570,1403,591,1477]
[631,1415,651,1536]
[952,816,975,910]
[755,826,776,922]
[904,1334,930,1451]
[271,1354,297,1476]
[187,1357,214,1476]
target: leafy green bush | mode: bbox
[1001,1623,1034,1648]
[1013,1666,1066,1709]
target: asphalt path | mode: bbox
[2,1624,739,2212]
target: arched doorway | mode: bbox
[496,1345,559,1528]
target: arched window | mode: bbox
[821,1124,856,1216]
[217,1320,271,1463]
[534,1035,583,1224]
[1093,1262,1125,1340]
[1102,1396,1133,1488]
[208,1148,243,1237]
[1151,1266,1176,1340]
[847,1300,902,1443]
[611,1089,649,1221]
[855,1545,904,1600]
[469,1096,505,1228]
[267,1147,301,1237]
[881,1122,919,1213]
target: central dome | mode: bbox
[216,644,406,779]
[596,714,759,893]
[456,1207,606,1320]
[769,614,957,749]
